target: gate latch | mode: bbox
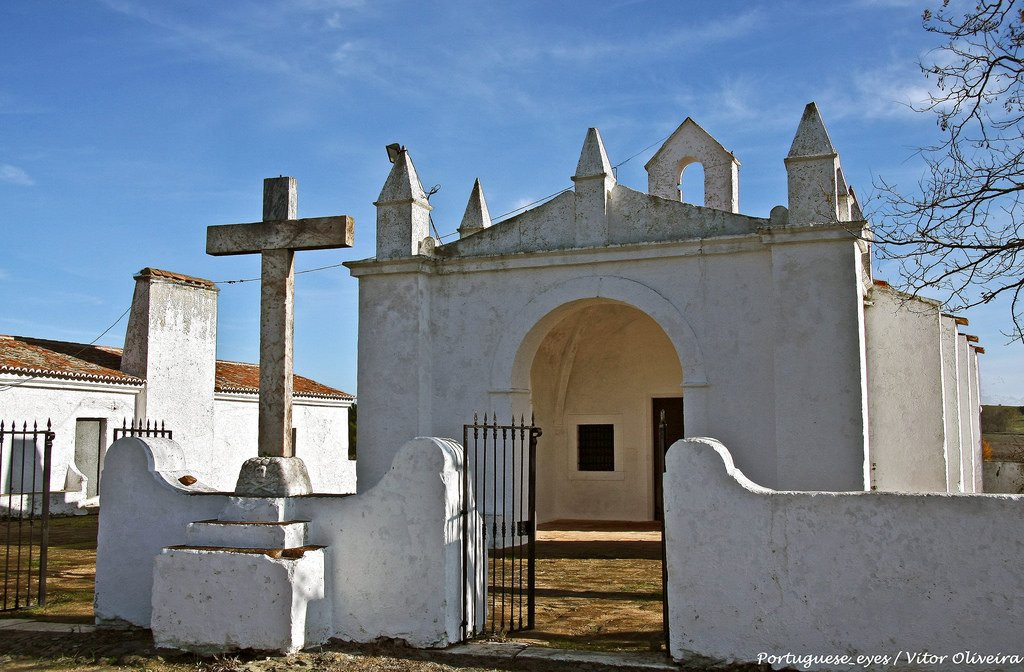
[516,520,531,537]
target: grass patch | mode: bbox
[0,513,97,622]
[982,405,1024,434]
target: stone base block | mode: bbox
[235,457,312,497]
[219,496,295,522]
[151,546,330,654]
[186,520,309,549]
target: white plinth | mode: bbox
[151,545,330,654]
[186,519,309,548]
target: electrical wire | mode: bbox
[214,261,348,285]
[0,305,133,393]
[435,129,674,239]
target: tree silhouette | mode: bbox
[874,0,1024,340]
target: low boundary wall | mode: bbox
[95,435,477,648]
[665,437,1024,671]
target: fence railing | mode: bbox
[462,414,541,639]
[0,419,52,611]
[112,418,173,441]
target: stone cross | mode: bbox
[207,177,353,495]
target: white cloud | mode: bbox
[99,0,296,77]
[533,9,764,65]
[0,164,34,186]
[818,60,933,121]
[716,78,758,121]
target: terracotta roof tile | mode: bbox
[0,335,351,400]
[214,360,352,400]
[0,335,142,384]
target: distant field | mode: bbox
[982,405,1024,434]
[983,405,1024,462]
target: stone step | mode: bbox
[186,519,310,549]
[164,543,323,559]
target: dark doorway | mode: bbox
[74,419,104,499]
[652,398,684,521]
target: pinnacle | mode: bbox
[850,186,864,220]
[376,149,428,204]
[787,102,837,158]
[458,178,492,236]
[573,127,614,180]
[836,166,849,195]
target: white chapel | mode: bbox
[347,103,984,523]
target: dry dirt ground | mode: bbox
[0,630,511,672]
[5,516,668,651]
[526,521,665,652]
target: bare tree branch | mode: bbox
[872,0,1024,340]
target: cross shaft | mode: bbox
[206,177,353,461]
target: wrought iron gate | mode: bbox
[0,420,53,611]
[657,409,671,646]
[461,414,541,638]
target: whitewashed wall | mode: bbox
[95,435,468,648]
[956,336,979,492]
[351,225,869,497]
[939,316,963,491]
[864,287,948,492]
[0,374,138,499]
[664,437,1024,670]
[968,347,983,491]
[0,375,353,509]
[212,394,355,493]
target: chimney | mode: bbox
[122,268,218,457]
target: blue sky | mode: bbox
[2,0,1021,403]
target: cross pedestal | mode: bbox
[207,177,354,496]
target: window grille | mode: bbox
[577,423,614,471]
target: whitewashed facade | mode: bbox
[349,103,984,522]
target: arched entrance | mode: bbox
[488,275,707,436]
[474,276,701,650]
[528,300,683,523]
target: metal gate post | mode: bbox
[38,423,52,606]
[658,409,670,648]
[460,422,468,640]
[527,421,541,630]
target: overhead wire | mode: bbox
[0,305,133,393]
[213,261,348,285]
[435,129,674,239]
[1,129,677,391]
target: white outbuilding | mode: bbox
[0,267,355,510]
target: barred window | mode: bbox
[577,424,614,471]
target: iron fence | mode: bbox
[112,418,173,441]
[461,414,541,639]
[0,420,52,611]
